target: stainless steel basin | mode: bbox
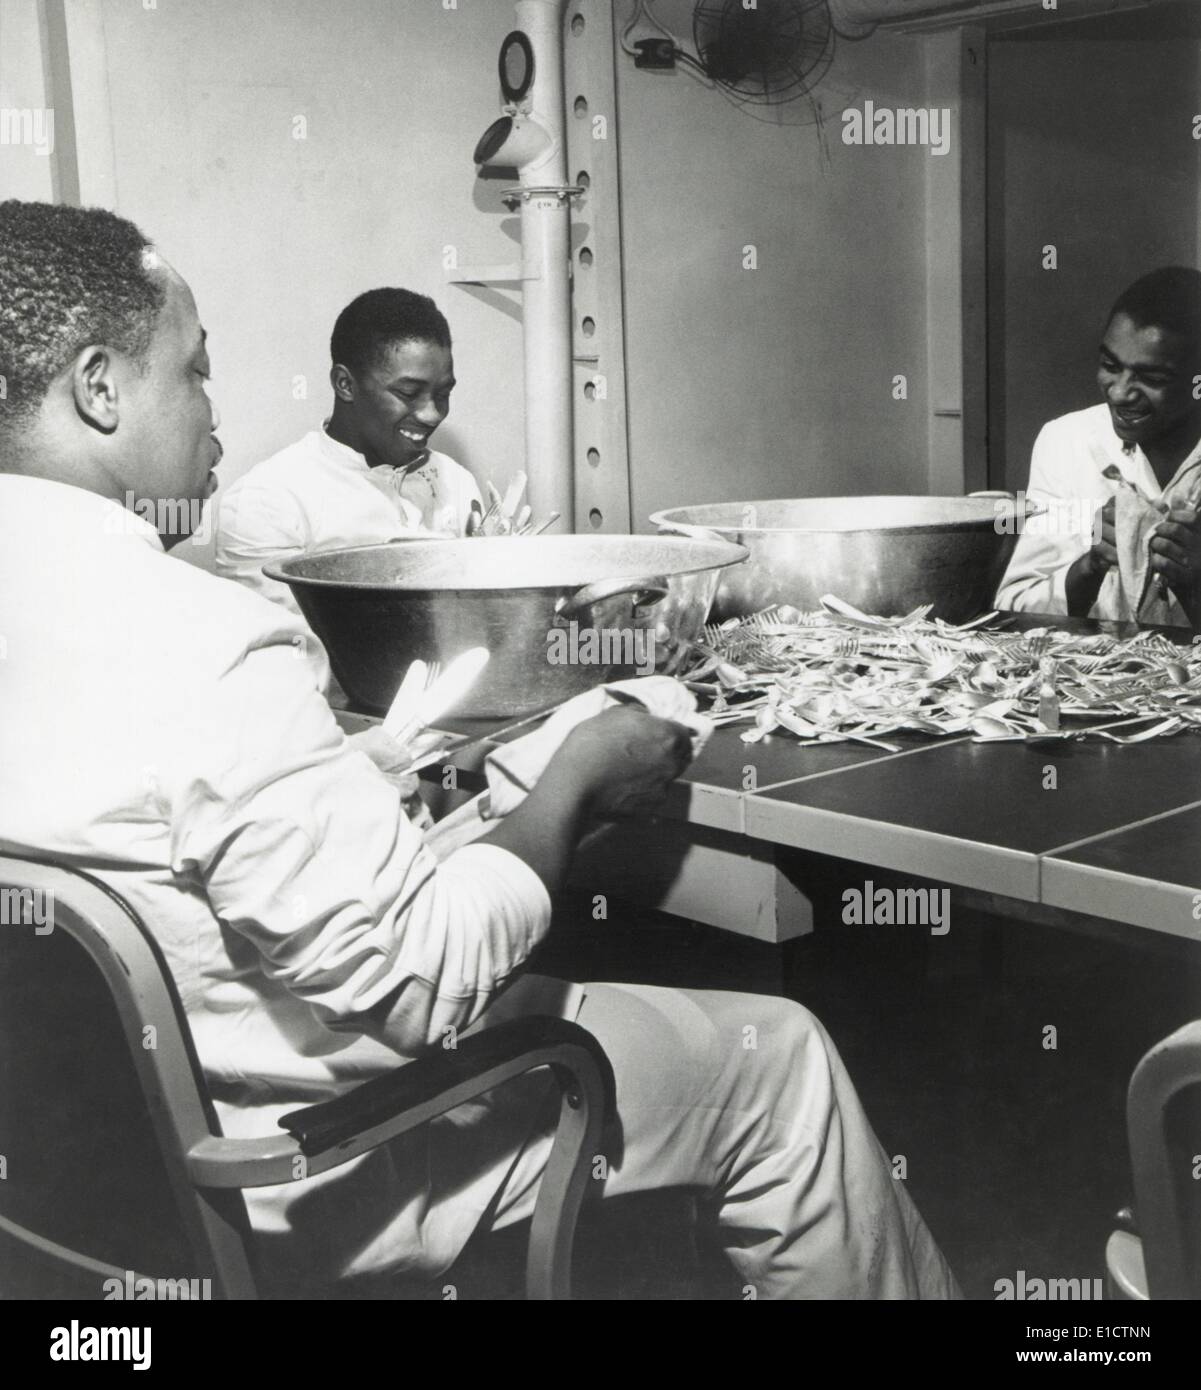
[651,495,1037,623]
[266,533,747,717]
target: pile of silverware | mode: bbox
[681,595,1201,749]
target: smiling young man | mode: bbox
[214,288,482,691]
[997,267,1201,628]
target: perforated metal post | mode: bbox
[563,2,633,534]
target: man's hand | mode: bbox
[1148,507,1201,627]
[1079,496,1118,579]
[347,726,433,827]
[556,705,695,817]
[483,705,695,891]
[348,724,415,776]
[1064,497,1116,616]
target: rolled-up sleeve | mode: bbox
[164,632,552,1057]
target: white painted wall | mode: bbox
[91,0,529,566]
[614,3,938,526]
[5,0,955,560]
[0,0,54,201]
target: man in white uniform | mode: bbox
[214,288,482,690]
[0,201,960,1299]
[997,267,1201,629]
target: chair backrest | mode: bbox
[0,855,257,1299]
[1127,1018,1201,1300]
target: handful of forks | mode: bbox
[466,472,560,538]
[382,647,491,763]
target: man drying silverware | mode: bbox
[997,266,1201,630]
[0,200,960,1300]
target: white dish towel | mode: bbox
[423,675,712,860]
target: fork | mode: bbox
[1022,633,1055,665]
[897,603,935,627]
[703,619,746,645]
[383,660,442,743]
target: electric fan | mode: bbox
[691,0,836,108]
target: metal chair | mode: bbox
[1106,1019,1201,1300]
[0,855,614,1300]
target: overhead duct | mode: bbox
[831,0,1152,34]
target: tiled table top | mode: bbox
[1040,802,1201,941]
[336,612,1201,937]
[739,735,1201,913]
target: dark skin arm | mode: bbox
[481,705,695,893]
[362,707,694,1034]
[1148,507,1201,631]
[1064,496,1116,617]
[1064,496,1201,629]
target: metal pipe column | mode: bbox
[512,0,574,530]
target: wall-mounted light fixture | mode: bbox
[499,29,536,103]
[473,113,552,173]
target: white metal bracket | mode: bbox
[445,263,534,285]
[500,183,585,205]
[445,187,584,285]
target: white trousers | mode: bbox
[490,983,963,1300]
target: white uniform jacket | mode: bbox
[0,475,573,1284]
[214,429,482,690]
[996,403,1201,623]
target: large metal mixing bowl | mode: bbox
[650,495,1037,623]
[266,534,747,717]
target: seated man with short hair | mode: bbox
[214,287,482,691]
[997,267,1201,630]
[0,199,960,1300]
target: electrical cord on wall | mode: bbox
[618,0,674,55]
[619,0,716,84]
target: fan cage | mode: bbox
[692,0,835,106]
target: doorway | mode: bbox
[984,1,1201,491]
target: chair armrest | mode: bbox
[186,1016,614,1299]
[281,1015,614,1157]
[186,1017,613,1188]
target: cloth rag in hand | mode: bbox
[485,675,711,818]
[422,675,712,860]
[348,726,435,832]
[1097,490,1181,627]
